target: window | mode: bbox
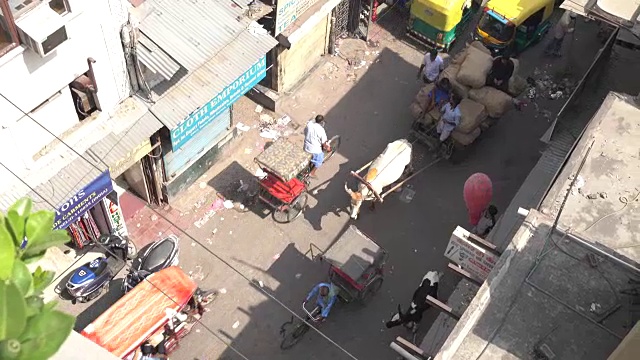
[8,0,41,18]
[478,13,515,43]
[0,1,19,56]
[48,0,68,15]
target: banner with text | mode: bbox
[444,226,498,281]
[170,56,267,151]
[53,171,113,230]
[275,0,319,35]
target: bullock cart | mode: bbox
[254,136,340,223]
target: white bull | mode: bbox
[344,139,412,219]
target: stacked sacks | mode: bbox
[439,64,469,98]
[450,98,487,146]
[468,87,513,118]
[456,44,494,89]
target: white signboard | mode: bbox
[444,226,498,281]
[275,0,319,35]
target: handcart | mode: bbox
[322,225,388,303]
[254,136,340,223]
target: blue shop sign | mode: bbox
[53,170,113,230]
[170,56,267,150]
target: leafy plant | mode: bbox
[0,198,74,359]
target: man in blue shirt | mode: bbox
[303,282,338,321]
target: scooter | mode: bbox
[66,234,136,303]
[122,235,180,293]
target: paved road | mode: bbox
[63,9,605,360]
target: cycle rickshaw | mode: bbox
[254,135,340,223]
[280,225,388,349]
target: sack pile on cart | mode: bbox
[408,41,530,147]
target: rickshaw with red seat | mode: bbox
[81,266,216,358]
[254,134,340,223]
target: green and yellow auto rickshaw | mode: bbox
[473,0,554,55]
[407,0,480,51]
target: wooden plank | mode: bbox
[447,263,483,286]
[426,295,460,321]
[467,232,501,255]
[395,336,424,356]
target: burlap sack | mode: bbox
[425,107,441,124]
[410,102,423,119]
[457,99,488,134]
[469,41,491,55]
[439,64,470,98]
[457,47,493,89]
[452,127,481,146]
[415,83,436,110]
[508,75,527,96]
[468,87,513,118]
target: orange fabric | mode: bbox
[365,168,378,183]
[81,267,197,358]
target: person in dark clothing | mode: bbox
[486,54,514,93]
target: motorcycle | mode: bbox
[122,235,180,293]
[66,234,136,303]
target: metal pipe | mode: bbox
[86,57,102,111]
[389,342,425,360]
[553,226,640,274]
[525,279,623,340]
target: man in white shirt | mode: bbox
[304,115,330,177]
[436,94,462,142]
[417,49,444,83]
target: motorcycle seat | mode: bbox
[142,240,175,271]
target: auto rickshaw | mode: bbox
[81,266,216,358]
[407,0,480,51]
[473,0,554,55]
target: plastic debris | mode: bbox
[150,214,158,221]
[219,288,227,294]
[273,253,280,260]
[199,182,207,189]
[295,273,302,279]
[255,105,263,113]
[236,122,250,132]
[223,200,234,209]
[212,228,218,235]
[258,280,264,287]
[550,91,563,99]
[255,168,268,179]
[277,115,291,126]
[191,242,196,247]
[259,129,278,139]
[232,321,240,329]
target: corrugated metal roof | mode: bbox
[89,112,163,177]
[139,0,250,71]
[150,26,277,129]
[137,33,181,80]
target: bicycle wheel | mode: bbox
[323,135,341,163]
[280,322,310,350]
[273,191,308,223]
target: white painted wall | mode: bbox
[0,0,130,170]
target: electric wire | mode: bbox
[0,160,251,360]
[0,103,361,359]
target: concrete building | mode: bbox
[402,91,639,359]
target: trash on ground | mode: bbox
[259,129,278,139]
[191,242,196,247]
[219,288,227,294]
[212,228,218,235]
[571,175,586,195]
[236,122,250,132]
[258,280,264,288]
[244,148,252,154]
[255,168,268,179]
[199,182,207,189]
[277,115,291,126]
[150,214,158,221]
[223,200,234,209]
[273,253,280,260]
[254,105,263,113]
[232,321,240,329]
[295,273,302,279]
[210,198,225,211]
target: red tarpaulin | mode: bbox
[81,267,197,358]
[463,173,493,226]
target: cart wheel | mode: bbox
[323,135,341,163]
[359,277,384,305]
[273,192,308,223]
[280,322,310,350]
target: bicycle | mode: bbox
[279,303,322,350]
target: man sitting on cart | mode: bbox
[435,94,462,152]
[304,115,331,178]
[303,282,338,321]
[424,78,452,114]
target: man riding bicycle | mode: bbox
[303,282,338,321]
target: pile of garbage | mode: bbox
[525,69,577,101]
[258,113,292,140]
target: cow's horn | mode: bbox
[344,182,354,195]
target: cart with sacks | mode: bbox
[409,41,527,159]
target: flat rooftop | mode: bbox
[431,92,640,360]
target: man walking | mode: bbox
[545,11,577,57]
[304,115,330,178]
[417,49,444,84]
[486,54,514,93]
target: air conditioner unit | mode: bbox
[15,4,68,57]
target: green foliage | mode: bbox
[0,198,74,360]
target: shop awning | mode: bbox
[136,33,181,81]
[89,112,163,177]
[138,0,278,130]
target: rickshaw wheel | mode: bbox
[323,135,341,163]
[280,322,310,350]
[273,192,308,223]
[358,277,384,305]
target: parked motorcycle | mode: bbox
[66,234,136,303]
[122,235,180,293]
